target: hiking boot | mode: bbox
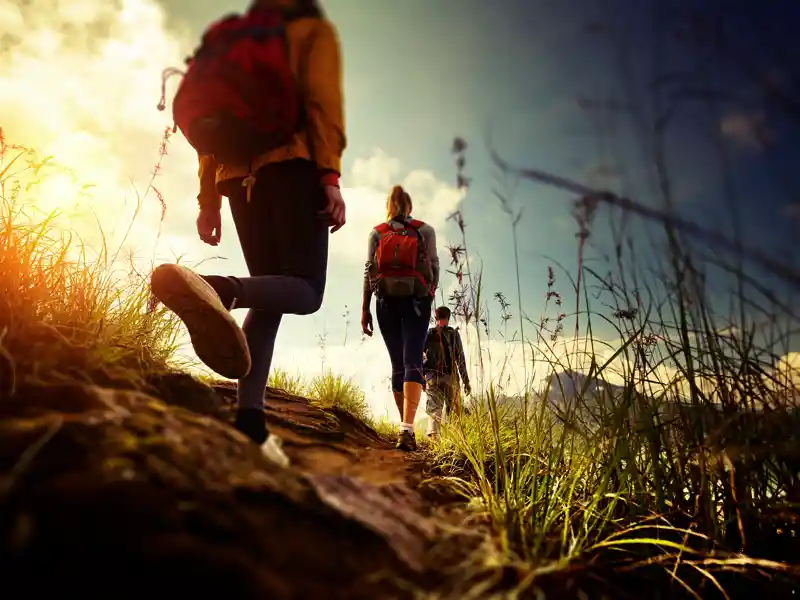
[396,430,417,452]
[150,263,251,379]
[234,408,290,468]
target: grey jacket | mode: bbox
[363,217,440,297]
[424,325,469,385]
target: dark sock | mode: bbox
[234,407,269,444]
[201,275,241,310]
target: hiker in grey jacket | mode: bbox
[423,305,471,441]
[361,185,439,452]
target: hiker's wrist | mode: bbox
[197,191,222,211]
[320,170,340,188]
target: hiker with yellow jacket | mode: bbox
[150,0,346,467]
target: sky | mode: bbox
[1,0,798,420]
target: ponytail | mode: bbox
[386,185,413,221]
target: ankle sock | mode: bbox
[200,275,241,310]
[234,407,269,444]
[399,422,414,434]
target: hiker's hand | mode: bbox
[464,382,472,396]
[197,207,222,246]
[319,185,346,233]
[361,310,373,336]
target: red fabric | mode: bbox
[319,171,340,187]
[373,221,429,291]
[172,7,301,158]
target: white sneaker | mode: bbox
[261,434,290,468]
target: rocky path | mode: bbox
[0,374,480,600]
[219,382,427,486]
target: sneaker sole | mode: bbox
[151,264,251,380]
[396,437,417,452]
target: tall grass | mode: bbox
[425,15,800,588]
[268,367,307,396]
[0,131,182,394]
[425,166,799,595]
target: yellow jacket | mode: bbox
[197,14,346,209]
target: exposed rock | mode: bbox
[0,383,443,599]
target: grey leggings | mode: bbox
[203,159,329,415]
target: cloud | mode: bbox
[1,0,463,427]
[0,0,199,257]
[331,149,465,265]
[346,149,402,190]
[0,1,465,267]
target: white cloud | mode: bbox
[331,149,466,265]
[0,0,466,271]
[0,0,199,260]
[1,0,471,428]
[347,149,401,190]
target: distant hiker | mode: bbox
[423,305,471,441]
[361,185,439,451]
[150,0,346,467]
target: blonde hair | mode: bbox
[386,185,413,221]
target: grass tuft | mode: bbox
[0,134,181,394]
[307,369,371,423]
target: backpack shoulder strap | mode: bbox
[407,218,424,230]
[374,222,392,235]
[424,327,435,346]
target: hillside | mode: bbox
[0,374,465,599]
[3,134,799,599]
[0,372,643,600]
[1,370,797,599]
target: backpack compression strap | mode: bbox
[375,218,424,233]
[372,220,433,295]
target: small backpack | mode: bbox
[158,6,303,165]
[370,219,434,298]
[424,326,455,376]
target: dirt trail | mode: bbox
[4,374,782,599]
[216,383,426,486]
[0,374,488,600]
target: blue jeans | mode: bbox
[376,296,432,392]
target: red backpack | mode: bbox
[370,219,434,298]
[157,6,302,165]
